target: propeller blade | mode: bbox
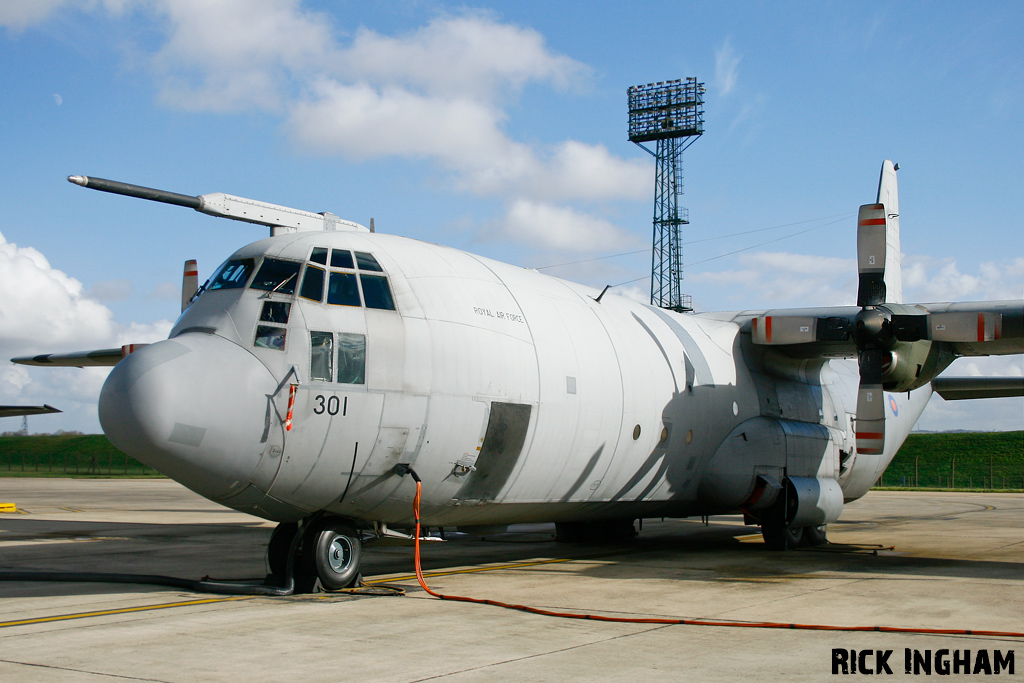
[856,348,886,455]
[182,259,199,313]
[856,203,887,306]
[891,311,1002,343]
[751,315,816,344]
[928,311,1001,342]
[751,315,851,345]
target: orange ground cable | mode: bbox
[410,480,1024,639]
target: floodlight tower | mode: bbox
[628,78,705,312]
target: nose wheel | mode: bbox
[305,518,362,590]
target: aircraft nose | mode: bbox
[99,334,279,502]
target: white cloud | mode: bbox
[0,230,115,354]
[339,14,589,101]
[0,0,76,30]
[497,200,640,253]
[290,81,516,164]
[690,251,857,309]
[0,0,130,30]
[903,255,1024,302]
[0,231,172,433]
[150,0,334,112]
[715,37,741,96]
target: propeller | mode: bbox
[182,259,199,313]
[750,161,1006,457]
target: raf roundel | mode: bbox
[889,396,899,417]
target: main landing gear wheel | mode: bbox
[761,517,805,550]
[804,524,828,546]
[760,493,804,551]
[307,518,362,590]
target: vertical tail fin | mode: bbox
[876,160,902,304]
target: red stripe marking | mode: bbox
[856,432,884,439]
[765,316,772,343]
[858,448,883,455]
[858,218,886,226]
[977,313,985,342]
[185,271,198,277]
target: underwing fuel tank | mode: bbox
[99,333,279,502]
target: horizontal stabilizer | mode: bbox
[0,404,61,418]
[932,377,1024,401]
[11,344,148,368]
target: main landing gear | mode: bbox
[758,493,829,550]
[267,517,363,591]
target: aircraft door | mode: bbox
[455,401,532,503]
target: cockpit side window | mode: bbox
[260,301,291,324]
[209,258,255,290]
[360,274,395,310]
[300,265,325,302]
[354,251,384,272]
[337,333,365,384]
[255,325,287,351]
[327,272,361,307]
[310,331,333,381]
[250,258,301,294]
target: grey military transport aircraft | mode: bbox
[12,161,1023,590]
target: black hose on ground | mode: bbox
[0,522,303,596]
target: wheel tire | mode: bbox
[310,519,362,590]
[804,524,828,546]
[267,522,299,576]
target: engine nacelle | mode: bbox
[881,339,953,392]
[785,476,844,527]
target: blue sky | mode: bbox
[1,0,1021,433]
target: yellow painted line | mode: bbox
[0,596,252,629]
[0,503,17,513]
[364,556,586,585]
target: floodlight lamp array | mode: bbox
[628,77,705,143]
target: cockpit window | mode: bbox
[310,331,333,381]
[360,274,395,310]
[209,258,254,290]
[337,333,365,384]
[255,325,286,351]
[250,258,301,294]
[354,251,384,272]
[299,265,325,302]
[260,301,291,324]
[331,249,354,269]
[327,271,361,306]
[310,247,328,265]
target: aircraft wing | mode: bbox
[0,405,62,418]
[11,345,147,368]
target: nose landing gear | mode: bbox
[266,517,363,592]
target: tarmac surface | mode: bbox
[0,479,1021,681]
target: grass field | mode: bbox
[0,434,160,477]
[0,431,1021,488]
[879,430,1023,490]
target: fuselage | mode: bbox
[98,230,931,528]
